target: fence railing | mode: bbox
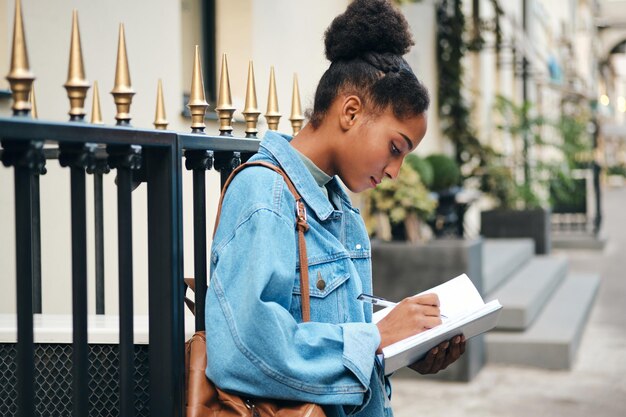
[1,1,305,416]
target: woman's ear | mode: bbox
[339,95,362,131]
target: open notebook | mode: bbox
[372,274,502,375]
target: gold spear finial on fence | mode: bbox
[290,73,305,135]
[188,45,209,133]
[110,23,135,125]
[265,66,281,131]
[154,79,168,130]
[242,61,261,138]
[64,10,90,121]
[215,54,236,136]
[6,0,35,116]
[91,80,103,124]
[29,83,38,119]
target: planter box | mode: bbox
[371,238,484,382]
[481,208,551,254]
[550,178,587,214]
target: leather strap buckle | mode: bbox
[296,200,307,224]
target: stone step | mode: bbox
[487,256,569,330]
[552,232,608,250]
[483,238,535,294]
[486,273,600,370]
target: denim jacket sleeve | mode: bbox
[205,176,380,407]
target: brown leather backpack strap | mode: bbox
[294,199,311,322]
[213,161,312,322]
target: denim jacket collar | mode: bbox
[257,130,354,221]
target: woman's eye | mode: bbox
[391,143,401,155]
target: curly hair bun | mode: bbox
[324,0,414,62]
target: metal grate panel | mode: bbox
[0,343,150,416]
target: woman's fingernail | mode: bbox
[433,348,438,354]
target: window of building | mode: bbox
[181,0,216,117]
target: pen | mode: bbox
[357,293,448,318]
[357,293,398,308]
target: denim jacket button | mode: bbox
[355,244,362,250]
[316,278,326,291]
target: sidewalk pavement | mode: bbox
[390,186,626,417]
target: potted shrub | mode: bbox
[479,96,556,254]
[424,153,463,237]
[607,163,626,186]
[549,114,595,230]
[404,153,434,189]
[479,161,552,254]
[363,161,436,243]
[366,155,484,383]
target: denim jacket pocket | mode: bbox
[291,259,351,323]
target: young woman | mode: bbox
[205,1,465,415]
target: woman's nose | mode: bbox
[384,159,402,180]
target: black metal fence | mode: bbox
[0,116,259,416]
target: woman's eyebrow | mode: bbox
[398,132,415,150]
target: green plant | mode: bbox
[556,114,593,169]
[490,95,546,208]
[436,0,495,172]
[494,95,546,185]
[550,172,586,214]
[425,154,461,192]
[607,164,626,177]
[404,153,434,188]
[479,163,517,209]
[548,114,594,209]
[489,96,593,210]
[363,163,436,242]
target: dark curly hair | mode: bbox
[309,0,430,128]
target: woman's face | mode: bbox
[336,109,427,193]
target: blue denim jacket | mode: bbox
[205,131,393,417]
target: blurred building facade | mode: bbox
[0,0,623,314]
[596,0,626,169]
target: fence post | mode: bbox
[59,141,97,417]
[89,81,108,314]
[3,1,38,415]
[146,141,185,417]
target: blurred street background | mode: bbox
[392,184,626,417]
[1,0,626,415]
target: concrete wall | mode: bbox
[401,0,445,156]
[1,0,185,129]
[0,0,8,90]
[0,0,435,315]
[216,0,349,134]
[0,0,185,316]
[0,0,602,315]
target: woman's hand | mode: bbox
[408,335,466,374]
[375,293,442,354]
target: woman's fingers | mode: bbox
[441,335,465,370]
[403,309,441,331]
[409,346,437,374]
[403,294,443,321]
[409,335,466,375]
[376,293,446,352]
[409,293,440,307]
[415,304,441,317]
[422,315,443,329]
[430,341,448,371]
